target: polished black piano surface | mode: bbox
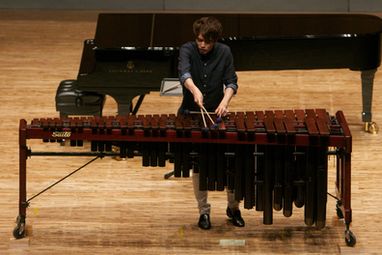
[72,13,382,126]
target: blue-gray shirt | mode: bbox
[178,41,238,112]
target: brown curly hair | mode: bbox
[193,16,223,43]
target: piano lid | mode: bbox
[94,13,382,48]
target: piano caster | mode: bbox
[111,146,126,161]
[113,156,126,161]
[364,122,379,134]
[13,215,26,239]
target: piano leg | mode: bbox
[116,95,146,115]
[361,69,379,133]
[117,102,132,115]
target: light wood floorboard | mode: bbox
[0,10,381,254]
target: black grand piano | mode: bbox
[56,13,382,133]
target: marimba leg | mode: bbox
[14,120,28,239]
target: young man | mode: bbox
[178,16,245,230]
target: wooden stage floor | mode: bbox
[0,10,381,254]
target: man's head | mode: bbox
[193,16,222,55]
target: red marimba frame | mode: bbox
[14,109,355,246]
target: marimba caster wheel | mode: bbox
[13,216,26,239]
[345,229,356,247]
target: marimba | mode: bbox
[14,109,355,246]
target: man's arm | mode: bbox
[183,78,204,108]
[178,43,204,108]
[216,46,238,116]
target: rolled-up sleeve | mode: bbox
[180,72,192,85]
[226,82,238,94]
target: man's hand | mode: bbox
[215,103,228,117]
[215,87,235,117]
[193,89,204,108]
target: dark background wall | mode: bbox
[0,0,381,12]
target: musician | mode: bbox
[178,16,244,230]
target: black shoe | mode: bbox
[198,214,211,230]
[226,207,245,227]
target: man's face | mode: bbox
[196,34,215,55]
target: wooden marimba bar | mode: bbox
[14,109,355,246]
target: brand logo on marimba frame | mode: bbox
[51,131,71,138]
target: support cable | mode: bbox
[26,156,101,204]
